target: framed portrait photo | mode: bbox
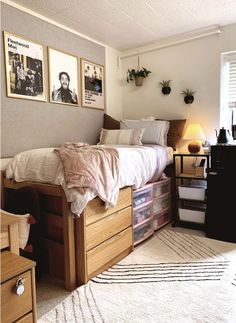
[48,48,79,106]
[3,31,46,101]
[81,58,105,110]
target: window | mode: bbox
[220,52,236,139]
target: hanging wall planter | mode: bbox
[181,89,196,104]
[134,76,144,87]
[127,56,151,87]
[160,80,171,95]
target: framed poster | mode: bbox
[48,48,79,106]
[3,31,46,101]
[81,58,105,110]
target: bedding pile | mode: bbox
[54,143,120,212]
[6,144,168,216]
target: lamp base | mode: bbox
[188,141,201,153]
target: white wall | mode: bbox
[105,47,122,119]
[121,24,236,144]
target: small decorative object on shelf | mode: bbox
[183,123,206,153]
[181,88,196,104]
[202,140,211,153]
[173,152,211,230]
[127,56,151,87]
[160,80,171,95]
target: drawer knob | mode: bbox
[15,278,25,296]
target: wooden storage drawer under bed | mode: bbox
[75,186,133,285]
[85,187,132,225]
[86,206,132,250]
[87,227,133,277]
[15,313,33,323]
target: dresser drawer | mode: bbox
[1,270,32,323]
[85,187,132,225]
[16,312,33,323]
[86,206,132,250]
[87,227,133,276]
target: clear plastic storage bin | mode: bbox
[153,208,171,231]
[134,218,153,245]
[153,193,171,214]
[153,178,171,198]
[133,201,153,226]
[179,208,205,224]
[178,185,205,201]
[133,185,153,208]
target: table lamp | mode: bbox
[183,123,206,153]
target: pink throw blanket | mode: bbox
[54,143,120,211]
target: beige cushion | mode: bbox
[98,128,144,145]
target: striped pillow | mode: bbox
[98,128,144,145]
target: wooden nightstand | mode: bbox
[1,251,37,323]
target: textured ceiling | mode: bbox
[10,0,236,50]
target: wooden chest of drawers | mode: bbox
[1,251,37,323]
[75,186,133,285]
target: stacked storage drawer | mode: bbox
[153,178,171,231]
[133,184,153,246]
[133,178,172,246]
[178,185,206,224]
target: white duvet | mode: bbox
[6,145,170,216]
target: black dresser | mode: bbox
[206,145,236,243]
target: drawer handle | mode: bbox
[15,278,25,296]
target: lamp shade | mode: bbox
[183,124,206,153]
[183,124,206,140]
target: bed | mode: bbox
[2,143,173,291]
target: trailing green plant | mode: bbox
[127,67,151,83]
[181,88,196,96]
[160,80,171,87]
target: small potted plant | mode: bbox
[127,67,151,87]
[160,80,171,95]
[181,89,196,104]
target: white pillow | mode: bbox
[1,210,30,249]
[140,116,155,121]
[98,128,144,145]
[120,120,169,146]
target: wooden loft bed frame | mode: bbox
[2,176,76,291]
[1,172,133,291]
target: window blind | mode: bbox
[228,60,236,109]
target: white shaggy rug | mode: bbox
[38,230,236,323]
